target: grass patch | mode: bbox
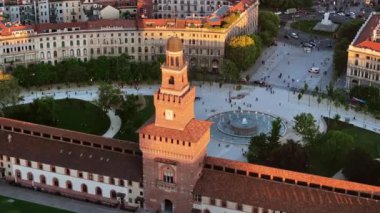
[325,118,380,158]
[308,118,380,177]
[114,96,154,142]
[290,20,334,37]
[4,98,110,135]
[0,195,72,213]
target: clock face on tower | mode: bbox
[165,109,174,120]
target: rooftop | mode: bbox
[0,118,142,182]
[352,12,380,52]
[194,157,380,212]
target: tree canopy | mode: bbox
[258,11,280,46]
[0,78,21,115]
[293,113,319,143]
[97,83,125,111]
[333,20,364,77]
[225,35,262,71]
[12,54,161,87]
[343,148,380,186]
[266,140,308,172]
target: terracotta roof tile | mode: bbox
[139,119,212,143]
[195,169,380,212]
[0,118,142,181]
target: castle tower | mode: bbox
[138,37,212,212]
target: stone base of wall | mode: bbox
[5,177,138,212]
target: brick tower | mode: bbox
[138,37,212,212]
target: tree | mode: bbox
[293,113,319,143]
[0,78,21,116]
[29,97,57,125]
[343,148,380,186]
[247,133,270,163]
[97,83,125,111]
[319,131,355,167]
[268,117,282,144]
[226,35,261,71]
[333,20,364,77]
[222,59,240,83]
[266,140,308,172]
[258,11,280,46]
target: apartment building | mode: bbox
[0,0,259,73]
[347,12,380,88]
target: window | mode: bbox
[168,76,175,85]
[221,200,227,207]
[119,179,125,186]
[51,166,56,173]
[95,187,102,196]
[27,172,33,181]
[66,181,72,190]
[65,168,70,175]
[53,178,59,187]
[163,170,174,183]
[81,184,88,193]
[110,190,117,199]
[40,175,46,184]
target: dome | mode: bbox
[166,37,183,52]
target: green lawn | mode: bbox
[4,98,110,135]
[309,118,380,177]
[290,20,335,37]
[0,195,71,213]
[114,96,154,142]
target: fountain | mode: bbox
[211,110,286,138]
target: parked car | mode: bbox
[303,43,313,48]
[308,67,320,74]
[284,34,290,39]
[274,11,282,15]
[290,32,299,39]
[252,80,266,87]
[304,47,312,53]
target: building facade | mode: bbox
[0,0,259,73]
[347,12,380,89]
[1,38,380,213]
[152,0,231,19]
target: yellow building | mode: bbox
[347,12,380,88]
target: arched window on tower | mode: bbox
[176,57,179,67]
[170,57,174,66]
[163,170,174,183]
[168,76,175,85]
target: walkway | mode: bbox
[0,181,124,213]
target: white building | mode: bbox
[99,5,119,20]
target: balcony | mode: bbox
[156,180,177,192]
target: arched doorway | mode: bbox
[163,199,173,213]
[212,59,219,73]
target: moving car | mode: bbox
[303,43,313,48]
[304,47,312,53]
[308,67,320,74]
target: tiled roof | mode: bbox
[352,13,380,51]
[138,118,212,143]
[194,169,380,213]
[0,118,142,182]
[205,157,380,194]
[32,19,136,33]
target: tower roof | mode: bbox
[166,37,183,52]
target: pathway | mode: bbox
[0,181,124,213]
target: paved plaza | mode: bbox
[250,41,334,92]
[19,82,380,163]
